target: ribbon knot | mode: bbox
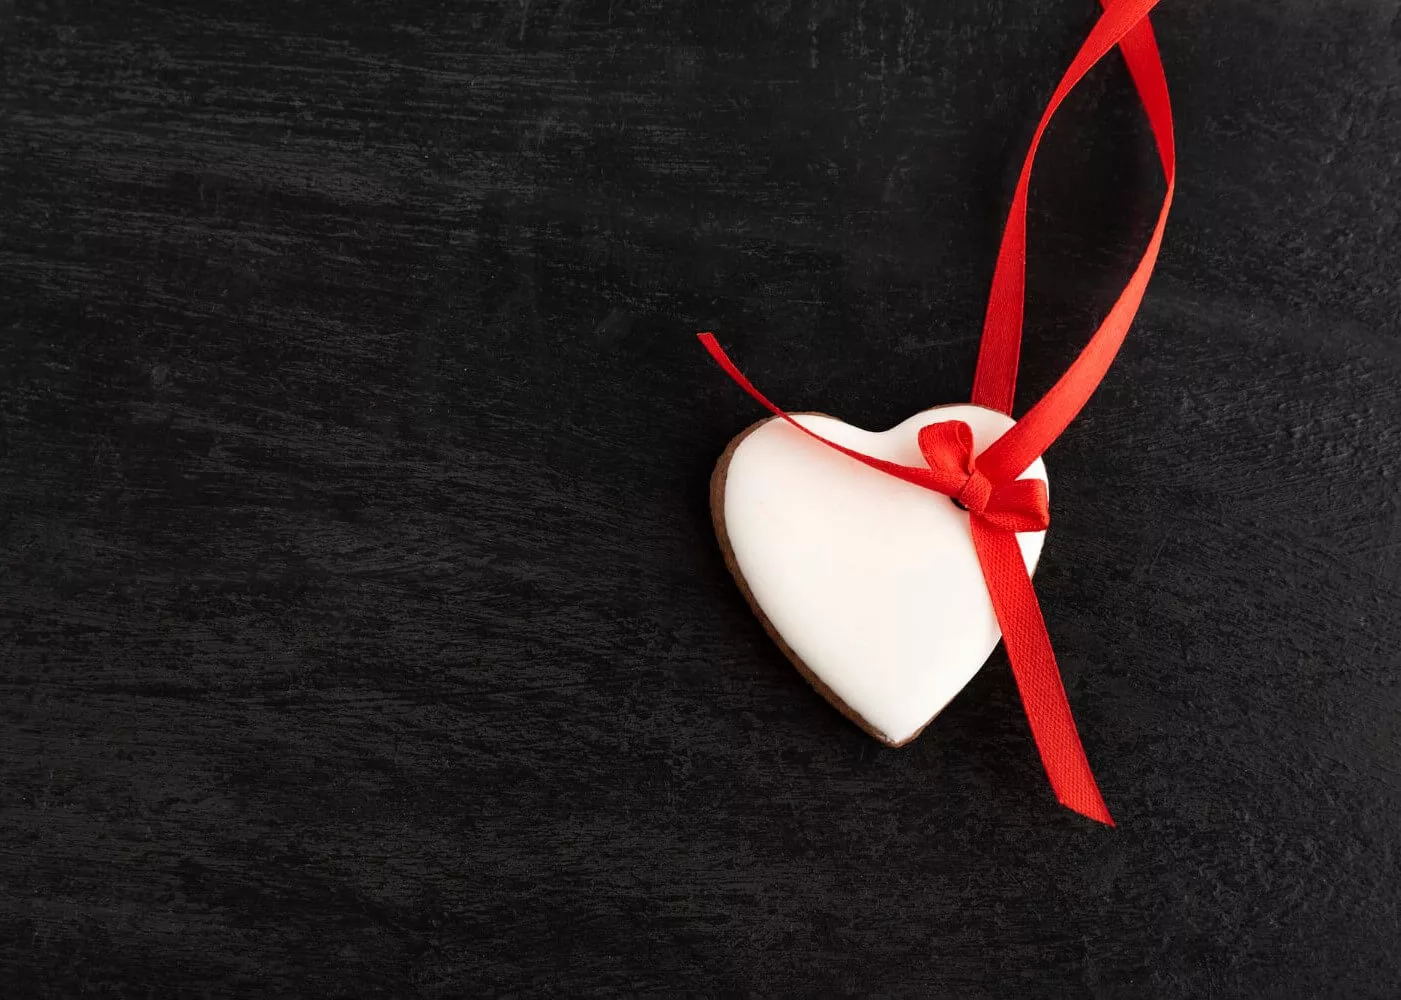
[955,470,994,514]
[917,420,1050,534]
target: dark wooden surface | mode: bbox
[3,1,1400,996]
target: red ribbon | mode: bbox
[700,0,1175,825]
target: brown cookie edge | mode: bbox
[710,413,940,749]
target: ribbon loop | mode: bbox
[917,421,979,488]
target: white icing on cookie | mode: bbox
[718,405,1047,745]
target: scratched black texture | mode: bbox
[1,0,1399,995]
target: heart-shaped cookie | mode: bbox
[712,405,1047,746]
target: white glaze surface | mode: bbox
[720,405,1047,744]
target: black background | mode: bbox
[3,0,1400,996]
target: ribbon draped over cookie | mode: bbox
[699,0,1176,826]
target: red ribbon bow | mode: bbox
[700,0,1175,826]
[918,421,1050,534]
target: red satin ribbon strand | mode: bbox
[698,333,964,497]
[971,521,1114,823]
[973,0,1175,421]
[974,0,1175,480]
[699,0,1174,826]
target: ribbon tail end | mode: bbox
[1059,791,1115,827]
